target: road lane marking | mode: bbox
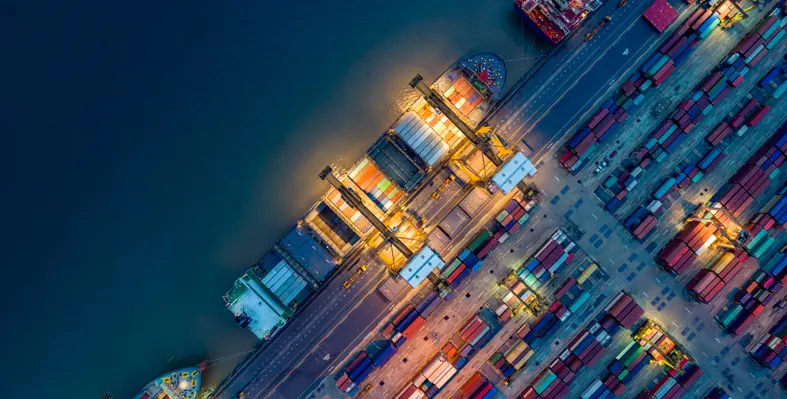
[672,322,679,328]
[592,213,598,219]
[685,307,691,314]
[715,338,721,343]
[554,175,560,182]
[642,292,648,297]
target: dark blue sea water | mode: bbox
[2,1,542,397]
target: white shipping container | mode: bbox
[434,365,457,388]
[412,372,426,387]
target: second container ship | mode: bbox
[224,53,510,340]
[515,0,603,45]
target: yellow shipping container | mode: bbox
[711,252,735,273]
[505,340,527,363]
[514,349,535,370]
[577,264,598,284]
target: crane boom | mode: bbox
[409,74,503,166]
[319,166,413,258]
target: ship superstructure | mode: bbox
[133,367,202,399]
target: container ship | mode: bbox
[224,54,510,340]
[515,0,603,45]
[133,366,202,399]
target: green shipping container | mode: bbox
[623,346,644,366]
[767,30,786,50]
[702,104,714,115]
[717,304,743,327]
[489,352,502,364]
[639,79,653,92]
[753,236,775,258]
[622,98,635,111]
[699,19,720,39]
[496,210,509,223]
[633,93,645,105]
[657,151,668,163]
[745,229,767,251]
[769,168,780,179]
[691,91,703,102]
[708,78,727,98]
[762,22,781,40]
[534,371,557,394]
[604,176,617,189]
[691,171,704,183]
[658,124,679,145]
[645,137,658,151]
[616,341,636,360]
[648,55,671,76]
[441,259,463,278]
[616,94,628,107]
[468,230,492,251]
[617,368,630,381]
[569,291,591,313]
[519,214,530,224]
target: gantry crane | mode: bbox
[409,75,504,166]
[319,166,413,258]
[686,204,750,250]
[720,5,756,29]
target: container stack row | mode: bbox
[642,364,702,399]
[381,303,428,347]
[687,249,749,303]
[438,190,539,296]
[657,221,717,274]
[703,387,731,399]
[489,324,536,378]
[455,371,497,399]
[518,309,620,399]
[337,342,399,395]
[452,312,499,365]
[495,196,538,237]
[749,313,787,369]
[604,292,645,329]
[716,247,787,334]
[516,230,577,291]
[606,341,654,388]
[560,2,736,173]
[397,354,458,399]
[599,7,787,218]
[520,365,570,399]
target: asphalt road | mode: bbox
[490,0,693,156]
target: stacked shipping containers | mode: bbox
[456,372,497,399]
[519,293,641,399]
[560,2,735,172]
[643,364,703,399]
[608,7,787,226]
[516,230,578,291]
[656,221,717,274]
[336,343,400,396]
[396,354,458,399]
[687,249,749,302]
[440,192,539,293]
[604,292,645,329]
[490,324,536,378]
[749,314,787,369]
[716,247,787,334]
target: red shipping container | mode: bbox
[588,108,610,129]
[746,106,771,127]
[701,71,723,93]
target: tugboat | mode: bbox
[133,361,206,399]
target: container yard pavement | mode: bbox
[526,157,783,397]
[490,0,691,156]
